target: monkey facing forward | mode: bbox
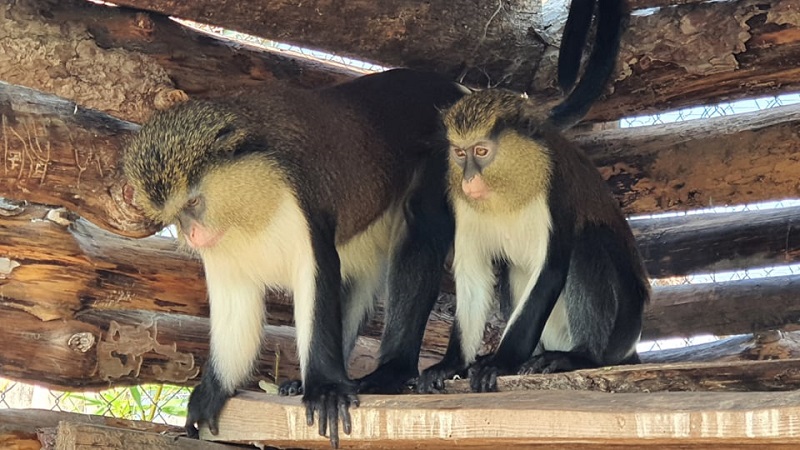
[417,89,650,393]
[124,69,465,448]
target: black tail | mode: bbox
[549,0,627,129]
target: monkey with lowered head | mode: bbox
[416,89,649,393]
[123,69,465,447]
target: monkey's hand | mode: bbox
[278,379,304,396]
[185,379,233,438]
[303,381,360,449]
[416,361,464,394]
[467,355,515,393]
[356,364,415,394]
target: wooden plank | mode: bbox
[203,390,800,449]
[444,358,800,394]
[55,421,240,450]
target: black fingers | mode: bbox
[416,361,467,394]
[356,363,416,395]
[467,356,513,393]
[303,382,359,449]
[278,379,304,396]
[185,369,232,438]
[518,351,597,375]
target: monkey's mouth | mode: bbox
[184,224,226,249]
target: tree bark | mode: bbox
[4,82,800,240]
[0,0,353,125]
[107,0,800,123]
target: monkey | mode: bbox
[123,69,465,448]
[416,88,650,394]
[550,0,627,129]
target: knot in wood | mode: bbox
[68,332,96,353]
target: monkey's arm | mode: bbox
[298,216,358,449]
[468,225,573,393]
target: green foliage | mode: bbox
[59,384,189,424]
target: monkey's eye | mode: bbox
[185,197,201,209]
[452,147,467,159]
[474,146,490,157]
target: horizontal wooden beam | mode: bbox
[633,204,800,278]
[445,358,800,394]
[56,421,239,450]
[108,0,800,123]
[574,101,800,216]
[203,390,800,449]
[0,0,352,125]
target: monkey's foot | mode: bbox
[518,351,595,375]
[467,356,514,393]
[278,379,304,396]
[416,362,465,394]
[356,364,415,394]
[185,380,233,438]
[303,381,359,449]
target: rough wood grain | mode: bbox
[5,202,800,388]
[575,101,800,215]
[202,390,800,449]
[108,0,800,123]
[0,83,153,237]
[55,421,241,450]
[0,0,352,125]
[445,358,800,394]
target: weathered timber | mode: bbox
[0,83,154,237]
[644,273,800,340]
[108,0,800,122]
[55,422,244,450]
[0,305,444,390]
[641,330,800,364]
[574,101,800,215]
[0,0,352,125]
[633,203,800,278]
[445,358,800,394]
[0,409,181,450]
[6,83,800,239]
[5,202,800,387]
[203,390,800,449]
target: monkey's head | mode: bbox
[443,89,552,214]
[123,101,287,251]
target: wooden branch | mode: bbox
[576,101,800,215]
[633,204,800,278]
[0,0,352,125]
[640,330,800,364]
[108,0,800,123]
[445,358,800,394]
[203,390,800,449]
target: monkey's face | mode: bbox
[444,90,552,214]
[123,101,285,251]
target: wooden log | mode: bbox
[0,0,352,125]
[203,389,800,449]
[633,203,800,278]
[645,273,800,340]
[108,0,800,123]
[0,83,153,237]
[575,101,800,216]
[640,330,800,364]
[5,201,800,388]
[444,358,800,394]
[55,422,240,450]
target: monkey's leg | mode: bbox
[358,156,455,395]
[417,234,496,393]
[298,221,358,449]
[469,240,572,393]
[186,261,267,438]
